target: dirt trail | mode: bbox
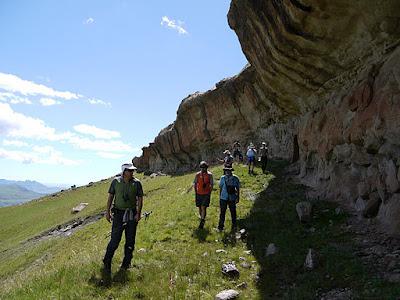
[27,212,105,243]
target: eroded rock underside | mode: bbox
[134,0,400,234]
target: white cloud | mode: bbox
[84,17,94,25]
[0,103,71,141]
[3,139,29,147]
[40,98,61,106]
[161,16,188,35]
[97,152,125,159]
[67,135,133,153]
[32,145,54,154]
[0,147,79,166]
[73,124,120,139]
[87,98,111,107]
[0,103,137,164]
[0,72,80,100]
[0,92,32,104]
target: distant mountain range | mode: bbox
[0,179,63,207]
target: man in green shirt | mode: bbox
[103,163,143,272]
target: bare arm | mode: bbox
[135,196,143,222]
[193,175,198,194]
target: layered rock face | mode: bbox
[134,0,400,234]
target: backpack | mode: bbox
[224,177,237,195]
[196,172,212,195]
[247,148,255,157]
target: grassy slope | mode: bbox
[0,163,399,299]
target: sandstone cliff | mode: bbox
[134,0,400,234]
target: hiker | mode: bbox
[232,141,243,162]
[103,163,143,272]
[220,149,234,168]
[193,161,214,229]
[259,142,269,174]
[218,166,240,232]
[246,143,257,174]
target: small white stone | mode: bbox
[216,249,227,254]
[215,289,239,300]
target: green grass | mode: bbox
[0,162,399,299]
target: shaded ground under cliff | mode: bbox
[242,160,400,299]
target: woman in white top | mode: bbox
[246,143,257,174]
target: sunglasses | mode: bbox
[125,169,134,172]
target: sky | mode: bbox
[0,0,247,186]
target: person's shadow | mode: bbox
[89,267,112,288]
[192,227,210,242]
[113,268,129,284]
[89,266,130,288]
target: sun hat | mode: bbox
[223,150,231,155]
[121,163,137,172]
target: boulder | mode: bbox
[296,201,313,222]
[215,289,239,300]
[71,203,89,214]
[265,243,278,256]
[221,262,240,278]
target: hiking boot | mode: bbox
[120,264,130,271]
[198,219,205,229]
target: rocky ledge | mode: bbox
[134,0,400,234]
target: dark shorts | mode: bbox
[196,194,211,207]
[248,156,255,163]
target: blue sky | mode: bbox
[0,0,247,186]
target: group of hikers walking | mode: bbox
[222,141,269,174]
[102,141,268,275]
[194,141,269,230]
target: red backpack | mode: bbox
[196,172,212,195]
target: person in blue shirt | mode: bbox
[218,166,240,231]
